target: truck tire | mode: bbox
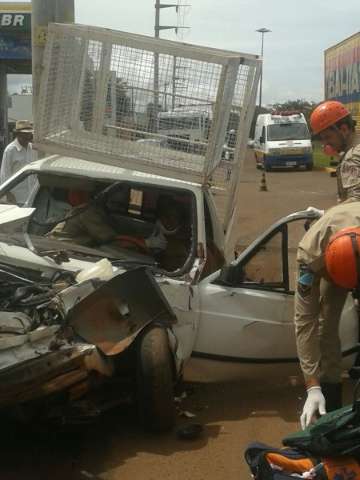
[136,326,175,432]
[306,162,313,171]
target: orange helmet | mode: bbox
[325,227,360,289]
[310,101,350,135]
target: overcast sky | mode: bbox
[10,0,360,104]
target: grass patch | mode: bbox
[313,141,332,168]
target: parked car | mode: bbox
[0,156,358,431]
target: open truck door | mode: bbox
[185,211,359,383]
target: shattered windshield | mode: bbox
[0,171,194,273]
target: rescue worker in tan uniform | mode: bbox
[296,101,360,429]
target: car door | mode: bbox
[184,212,359,383]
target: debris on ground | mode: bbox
[178,409,197,419]
[176,423,204,441]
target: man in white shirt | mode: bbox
[0,120,36,205]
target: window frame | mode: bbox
[215,211,322,294]
[229,224,289,292]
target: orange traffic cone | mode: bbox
[259,172,268,192]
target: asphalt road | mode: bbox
[3,151,347,480]
[233,150,337,248]
[2,379,355,480]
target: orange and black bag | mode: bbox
[245,442,360,480]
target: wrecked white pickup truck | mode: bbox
[0,24,358,431]
[0,162,358,431]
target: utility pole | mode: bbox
[153,0,189,127]
[256,28,271,109]
[0,64,8,156]
[172,57,177,110]
[32,0,74,142]
[153,0,161,131]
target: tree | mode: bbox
[269,99,318,124]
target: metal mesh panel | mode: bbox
[37,24,260,191]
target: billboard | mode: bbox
[325,32,360,104]
[325,32,360,130]
[0,2,31,63]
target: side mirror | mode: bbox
[218,264,245,285]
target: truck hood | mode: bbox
[0,231,157,278]
[0,240,99,274]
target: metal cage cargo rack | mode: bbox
[36,23,260,204]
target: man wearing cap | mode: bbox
[310,100,360,202]
[0,120,36,204]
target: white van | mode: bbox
[254,112,313,171]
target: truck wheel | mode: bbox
[306,162,313,171]
[136,326,175,432]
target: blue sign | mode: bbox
[0,7,31,62]
[0,34,31,60]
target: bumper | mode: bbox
[264,154,313,168]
